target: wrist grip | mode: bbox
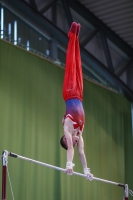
[66,162,75,169]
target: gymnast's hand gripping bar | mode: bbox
[1,150,131,200]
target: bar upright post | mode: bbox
[124,184,128,200]
[1,150,8,200]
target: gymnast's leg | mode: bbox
[75,24,83,101]
[63,22,79,101]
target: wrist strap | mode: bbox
[84,168,90,175]
[66,162,75,169]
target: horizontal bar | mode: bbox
[9,151,125,187]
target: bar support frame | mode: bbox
[1,150,129,200]
[1,150,8,200]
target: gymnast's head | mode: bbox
[60,135,79,150]
[60,136,67,150]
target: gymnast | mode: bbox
[60,22,93,180]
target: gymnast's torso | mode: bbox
[63,98,85,135]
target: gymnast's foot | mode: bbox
[69,22,78,34]
[77,23,81,37]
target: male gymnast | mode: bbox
[60,22,93,180]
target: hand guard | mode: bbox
[84,168,93,181]
[66,162,75,169]
[66,162,75,175]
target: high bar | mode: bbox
[6,151,125,188]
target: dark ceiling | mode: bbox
[79,0,133,49]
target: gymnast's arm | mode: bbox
[77,135,88,168]
[78,135,94,180]
[64,118,74,174]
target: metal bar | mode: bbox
[100,29,114,73]
[127,63,133,91]
[52,1,57,25]
[29,0,37,10]
[39,0,58,14]
[9,152,125,187]
[1,151,8,200]
[2,166,6,200]
[80,27,100,47]
[61,0,73,27]
[124,184,129,200]
[115,57,133,77]
[50,37,58,60]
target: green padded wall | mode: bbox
[0,39,133,200]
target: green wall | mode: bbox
[0,39,133,200]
